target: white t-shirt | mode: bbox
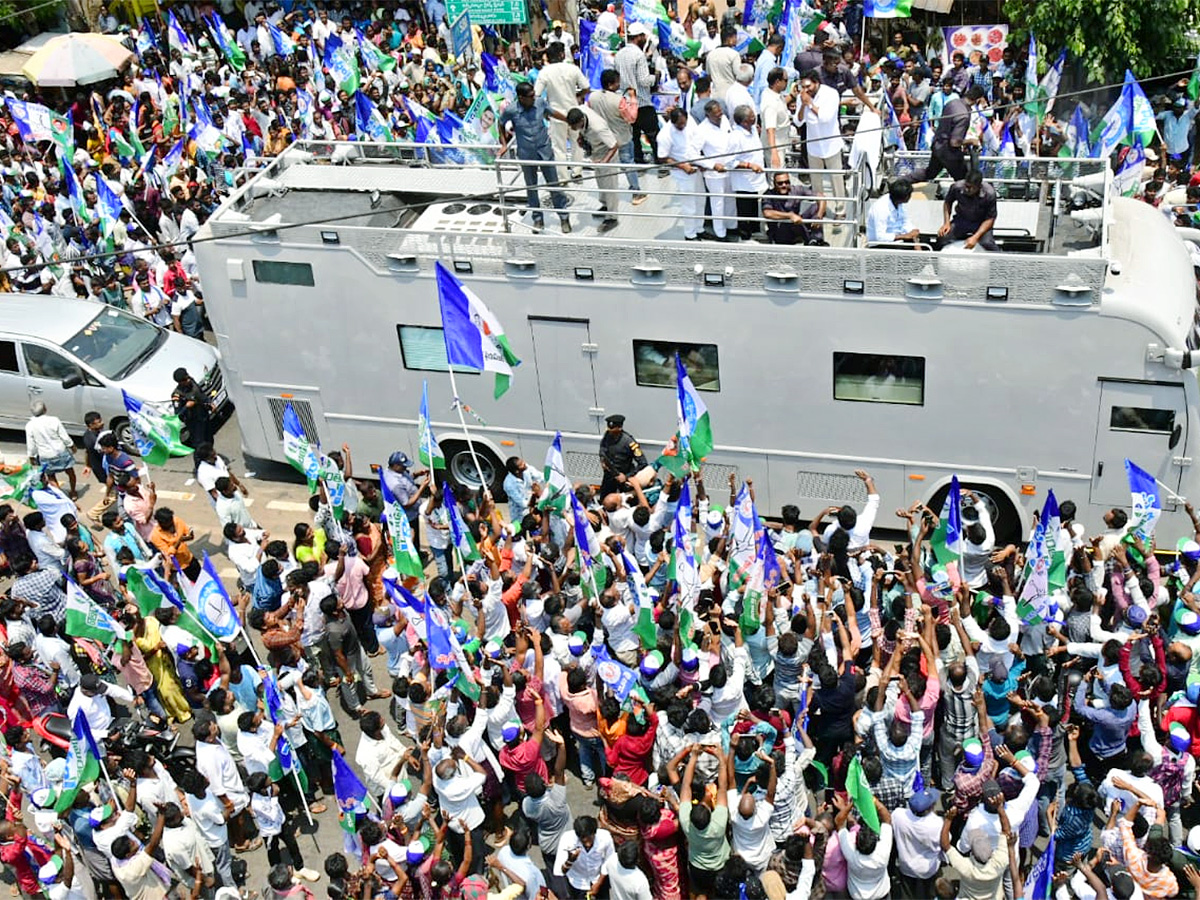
[602,602,639,653]
[837,823,893,900]
[604,857,653,900]
[728,792,775,871]
[196,457,230,494]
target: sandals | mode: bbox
[367,689,392,700]
[235,837,264,853]
[308,801,328,814]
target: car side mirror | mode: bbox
[61,373,83,390]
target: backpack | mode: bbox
[618,90,639,123]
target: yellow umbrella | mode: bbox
[22,33,134,87]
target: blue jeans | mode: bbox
[138,686,167,720]
[577,734,606,786]
[618,141,641,192]
[431,545,455,582]
[518,153,568,218]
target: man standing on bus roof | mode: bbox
[599,415,648,496]
[383,452,430,562]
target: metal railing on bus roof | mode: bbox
[491,157,866,242]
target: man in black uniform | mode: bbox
[599,414,649,496]
[916,85,979,183]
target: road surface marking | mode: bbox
[156,490,195,502]
[266,500,312,512]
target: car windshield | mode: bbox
[63,307,165,381]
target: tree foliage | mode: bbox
[1004,0,1200,83]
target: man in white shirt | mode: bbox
[192,717,254,850]
[891,787,944,898]
[68,675,134,741]
[432,752,489,866]
[355,710,406,799]
[535,42,589,179]
[696,100,734,240]
[728,105,768,240]
[795,70,848,230]
[705,25,741,100]
[224,522,267,589]
[835,794,893,900]
[724,64,756,120]
[759,67,792,169]
[729,758,776,873]
[25,401,76,497]
[597,841,653,900]
[657,108,703,240]
[553,818,615,896]
[599,588,639,665]
[866,178,920,245]
[819,469,880,551]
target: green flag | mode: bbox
[846,755,881,833]
[1189,52,1200,101]
[0,464,39,505]
[124,566,169,617]
[123,391,192,466]
[417,381,445,470]
[54,711,101,812]
[538,432,570,515]
[49,111,74,162]
[65,580,127,645]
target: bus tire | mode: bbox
[444,442,505,497]
[927,481,1022,545]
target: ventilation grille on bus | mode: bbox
[266,397,320,441]
[796,470,869,504]
[564,451,737,489]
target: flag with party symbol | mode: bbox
[380,476,423,579]
[122,391,190,466]
[538,432,571,515]
[418,381,445,470]
[54,711,101,812]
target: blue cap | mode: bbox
[568,632,587,655]
[502,720,522,742]
[388,451,411,468]
[640,650,665,677]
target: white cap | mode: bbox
[627,22,649,37]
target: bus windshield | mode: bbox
[64,308,166,381]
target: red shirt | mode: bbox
[605,714,657,785]
[499,737,547,793]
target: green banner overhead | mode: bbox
[447,0,528,26]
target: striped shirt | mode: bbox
[872,710,924,782]
[938,656,980,743]
[1120,819,1179,899]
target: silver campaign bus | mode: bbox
[194,140,1200,543]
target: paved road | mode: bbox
[3,411,588,890]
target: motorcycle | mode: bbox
[32,707,196,780]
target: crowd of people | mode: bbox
[2,0,1197,302]
[5,392,1200,900]
[4,2,1200,900]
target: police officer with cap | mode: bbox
[382,451,429,558]
[599,414,649,495]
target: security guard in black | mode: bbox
[599,414,648,495]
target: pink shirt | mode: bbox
[559,674,600,738]
[895,675,941,740]
[328,555,370,610]
[823,827,848,892]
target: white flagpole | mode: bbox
[1155,476,1187,505]
[446,365,491,493]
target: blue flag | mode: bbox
[481,52,515,101]
[569,489,594,572]
[331,748,368,831]
[187,554,242,640]
[383,577,428,617]
[94,176,124,230]
[161,137,186,176]
[579,20,604,89]
[267,21,295,57]
[443,482,480,561]
[426,602,456,670]
[167,10,193,52]
[945,475,963,555]
[1070,104,1092,157]
[1125,459,1162,543]
[1027,834,1054,900]
[655,18,688,61]
[593,643,639,702]
[353,91,390,142]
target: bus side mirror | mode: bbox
[61,373,83,390]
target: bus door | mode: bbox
[528,318,601,435]
[1091,379,1188,511]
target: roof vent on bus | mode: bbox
[1052,273,1093,306]
[631,260,666,287]
[387,253,419,274]
[504,259,538,279]
[905,265,943,301]
[442,203,467,214]
[764,270,800,294]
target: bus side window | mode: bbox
[833,352,925,405]
[632,340,720,391]
[1109,407,1175,433]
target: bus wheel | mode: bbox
[445,443,503,496]
[962,483,1022,545]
